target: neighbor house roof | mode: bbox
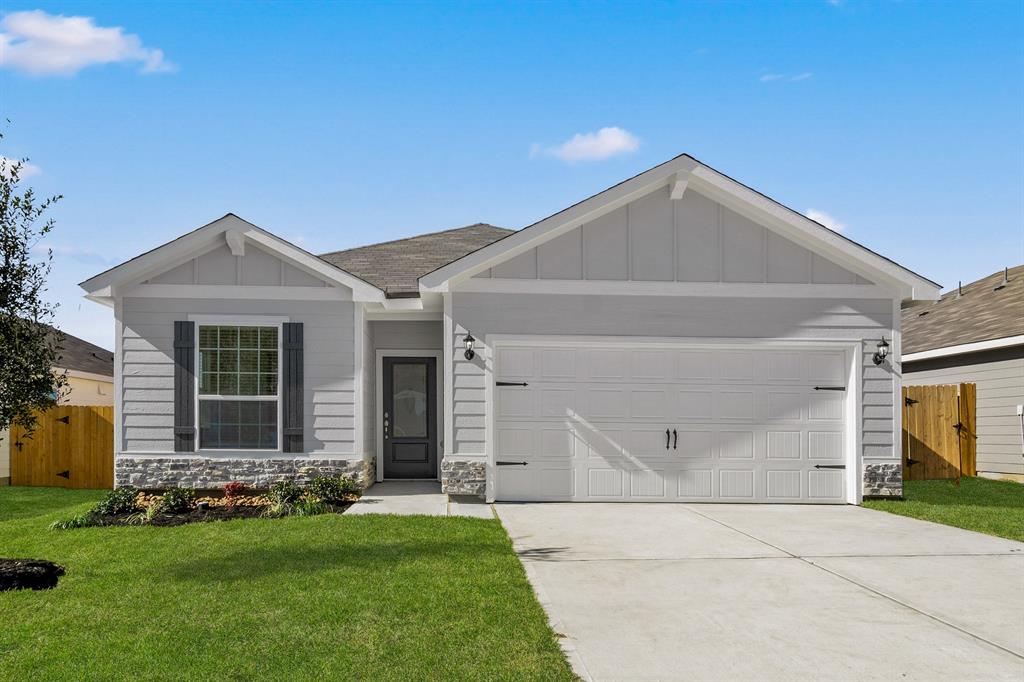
[902,264,1024,356]
[44,324,114,377]
[319,223,513,297]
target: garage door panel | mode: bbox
[630,469,666,498]
[495,342,850,503]
[719,469,756,498]
[766,470,802,499]
[718,391,755,420]
[766,430,802,459]
[588,469,625,498]
[677,469,714,498]
[719,430,754,459]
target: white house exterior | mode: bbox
[80,154,941,503]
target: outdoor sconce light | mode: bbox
[873,337,889,365]
[463,332,476,360]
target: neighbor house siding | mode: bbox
[904,348,1024,478]
[448,293,895,467]
[120,297,355,456]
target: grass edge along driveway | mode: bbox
[0,486,575,681]
[863,476,1024,542]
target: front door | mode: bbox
[382,356,437,478]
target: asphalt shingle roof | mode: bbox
[44,324,114,376]
[319,223,514,297]
[902,264,1024,355]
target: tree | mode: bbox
[0,134,67,434]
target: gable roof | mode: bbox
[902,265,1024,355]
[80,214,386,305]
[319,223,513,297]
[419,154,942,301]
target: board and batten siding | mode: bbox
[119,297,356,456]
[904,349,1024,477]
[474,186,874,286]
[448,292,896,465]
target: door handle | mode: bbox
[673,429,678,450]
[383,411,389,440]
[666,429,670,450]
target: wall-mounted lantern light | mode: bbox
[873,337,889,365]
[463,332,476,361]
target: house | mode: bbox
[0,327,114,485]
[902,265,1024,482]
[79,154,941,502]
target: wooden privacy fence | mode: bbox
[10,406,114,489]
[902,383,977,481]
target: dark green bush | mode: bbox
[160,487,196,513]
[268,480,303,505]
[93,486,140,516]
[306,475,360,503]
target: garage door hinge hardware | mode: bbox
[814,386,845,391]
[813,465,846,469]
[496,461,528,466]
[496,381,528,387]
[905,397,919,406]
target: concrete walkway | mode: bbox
[347,480,492,518]
[497,503,1024,682]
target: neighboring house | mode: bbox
[80,154,941,502]
[902,265,1024,482]
[0,328,114,484]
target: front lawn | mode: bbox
[863,477,1024,542]
[0,486,574,681]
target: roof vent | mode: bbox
[918,310,929,317]
[993,266,1009,292]
[956,281,963,298]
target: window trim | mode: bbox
[191,319,285,453]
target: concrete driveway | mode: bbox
[496,503,1024,682]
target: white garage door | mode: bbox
[494,341,851,503]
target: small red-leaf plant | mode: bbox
[223,481,248,506]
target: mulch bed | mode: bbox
[0,559,66,591]
[94,502,355,527]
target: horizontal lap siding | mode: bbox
[120,297,355,455]
[449,293,895,463]
[904,355,1024,475]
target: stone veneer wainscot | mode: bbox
[115,457,375,490]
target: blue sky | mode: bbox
[2,1,1022,350]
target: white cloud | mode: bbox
[0,10,175,76]
[534,127,640,163]
[760,72,813,83]
[806,209,846,233]
[33,242,121,266]
[0,155,41,179]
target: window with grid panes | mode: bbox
[197,325,279,449]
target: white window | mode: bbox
[197,325,279,450]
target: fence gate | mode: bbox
[902,383,977,481]
[10,406,114,489]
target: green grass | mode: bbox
[0,487,574,681]
[863,477,1024,542]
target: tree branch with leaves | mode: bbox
[1,133,67,434]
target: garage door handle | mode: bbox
[666,429,671,450]
[813,465,846,469]
[496,461,528,466]
[673,429,678,450]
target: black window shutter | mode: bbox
[173,321,196,452]
[282,322,304,453]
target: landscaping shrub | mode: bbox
[268,480,303,505]
[306,475,360,503]
[93,487,140,516]
[223,481,248,506]
[159,487,196,513]
[49,513,100,530]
